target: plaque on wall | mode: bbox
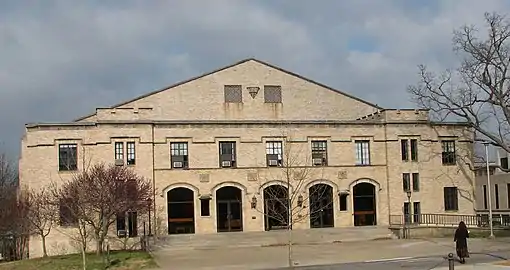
[199,174,210,183]
[247,172,258,182]
[337,170,347,180]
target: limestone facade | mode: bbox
[20,59,475,258]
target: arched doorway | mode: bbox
[309,183,334,228]
[263,185,289,231]
[167,187,195,234]
[216,186,243,232]
[353,182,376,226]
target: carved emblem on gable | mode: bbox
[247,87,260,99]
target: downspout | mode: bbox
[383,117,391,227]
[151,124,157,236]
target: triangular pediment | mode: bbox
[76,58,381,122]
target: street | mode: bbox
[272,251,509,270]
[152,238,510,270]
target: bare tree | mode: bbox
[255,131,331,267]
[0,153,29,261]
[52,163,153,255]
[408,12,510,167]
[23,187,58,257]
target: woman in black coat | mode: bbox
[454,221,470,264]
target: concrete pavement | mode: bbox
[150,237,510,270]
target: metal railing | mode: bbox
[389,213,510,227]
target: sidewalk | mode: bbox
[436,262,510,269]
[151,237,510,270]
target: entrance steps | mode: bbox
[151,226,397,251]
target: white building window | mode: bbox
[355,140,370,165]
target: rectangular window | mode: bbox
[413,202,421,223]
[264,85,282,103]
[219,142,236,168]
[116,212,126,236]
[339,194,348,211]
[170,142,189,169]
[311,140,328,166]
[444,187,459,211]
[200,199,210,216]
[501,157,509,170]
[410,139,418,161]
[355,140,370,165]
[402,173,411,192]
[59,198,77,226]
[127,211,138,237]
[441,140,456,165]
[507,184,510,209]
[403,202,411,223]
[266,141,283,167]
[59,144,78,171]
[401,139,409,161]
[224,85,242,103]
[484,185,488,209]
[412,173,420,192]
[127,142,136,165]
[495,184,500,209]
[114,142,124,161]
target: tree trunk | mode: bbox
[96,237,103,255]
[287,227,293,267]
[81,244,87,270]
[41,235,47,257]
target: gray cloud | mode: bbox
[1,0,510,158]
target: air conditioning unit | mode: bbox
[173,161,183,168]
[268,159,279,166]
[114,159,124,166]
[312,158,324,165]
[221,160,232,167]
[117,229,127,238]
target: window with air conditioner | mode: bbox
[171,142,189,169]
[311,140,327,166]
[219,141,236,168]
[266,141,283,167]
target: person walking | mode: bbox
[454,221,470,264]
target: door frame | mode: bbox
[216,199,243,232]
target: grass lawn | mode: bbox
[0,250,157,270]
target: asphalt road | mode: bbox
[269,251,510,270]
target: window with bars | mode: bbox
[266,141,283,167]
[412,173,420,192]
[355,140,370,165]
[224,85,242,103]
[171,142,189,169]
[443,187,459,211]
[115,142,124,161]
[402,173,411,192]
[127,142,136,165]
[59,144,78,171]
[219,142,236,168]
[311,140,327,166]
[441,140,456,165]
[264,85,282,103]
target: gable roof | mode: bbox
[74,58,383,122]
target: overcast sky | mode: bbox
[1,0,510,160]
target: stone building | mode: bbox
[20,58,475,257]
